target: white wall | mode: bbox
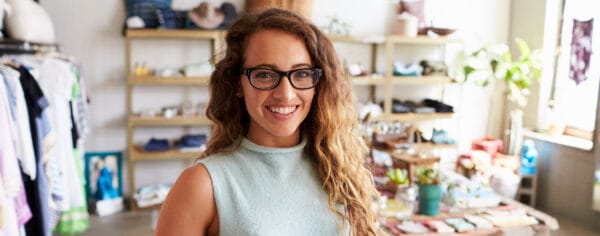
[41,0,510,194]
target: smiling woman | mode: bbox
[155,8,380,236]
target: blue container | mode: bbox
[418,184,442,216]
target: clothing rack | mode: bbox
[0,39,60,55]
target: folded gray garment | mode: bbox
[415,107,435,113]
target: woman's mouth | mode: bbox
[267,105,299,115]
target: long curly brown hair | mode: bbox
[198,8,380,235]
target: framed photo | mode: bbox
[84,151,123,200]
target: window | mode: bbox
[549,0,599,144]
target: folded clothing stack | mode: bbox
[143,138,170,151]
[396,221,430,234]
[143,134,207,152]
[176,134,207,151]
[481,208,538,227]
[445,218,476,232]
[133,184,172,208]
[423,99,453,113]
[423,220,455,233]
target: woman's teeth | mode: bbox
[268,106,297,115]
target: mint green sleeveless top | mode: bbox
[197,138,349,235]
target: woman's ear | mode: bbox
[236,85,244,97]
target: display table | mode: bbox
[380,196,559,235]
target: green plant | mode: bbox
[457,38,542,107]
[415,167,440,185]
[386,168,409,186]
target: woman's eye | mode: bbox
[295,70,312,78]
[255,72,274,79]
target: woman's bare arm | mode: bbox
[155,164,217,235]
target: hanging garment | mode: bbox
[569,18,593,85]
[0,72,33,234]
[20,57,89,234]
[0,174,21,235]
[15,65,52,236]
[0,66,36,180]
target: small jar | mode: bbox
[393,13,418,37]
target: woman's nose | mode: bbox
[271,76,296,100]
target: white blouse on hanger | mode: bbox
[1,65,37,180]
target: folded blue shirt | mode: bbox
[176,134,207,148]
[144,138,170,151]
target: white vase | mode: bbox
[508,109,523,155]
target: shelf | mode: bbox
[351,75,386,85]
[327,34,461,45]
[128,115,212,126]
[386,35,461,45]
[522,128,593,151]
[128,75,210,85]
[390,76,452,85]
[130,146,203,161]
[385,112,454,122]
[126,29,223,39]
[327,34,385,44]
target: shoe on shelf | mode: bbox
[431,129,455,145]
[393,61,423,76]
[419,60,448,76]
[423,98,453,113]
[413,129,429,143]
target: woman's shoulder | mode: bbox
[195,150,239,168]
[155,164,216,235]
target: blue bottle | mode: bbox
[519,139,538,175]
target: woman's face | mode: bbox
[241,29,316,147]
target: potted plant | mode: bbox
[458,37,542,107]
[455,38,542,154]
[383,168,409,193]
[415,167,442,216]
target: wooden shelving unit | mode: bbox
[389,76,452,85]
[127,75,210,85]
[126,29,222,39]
[128,115,212,126]
[385,35,461,45]
[329,34,459,123]
[130,146,203,161]
[386,112,455,122]
[125,29,223,210]
[351,75,386,85]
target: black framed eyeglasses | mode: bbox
[241,67,322,90]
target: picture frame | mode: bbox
[84,151,123,200]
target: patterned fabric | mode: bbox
[569,18,593,84]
